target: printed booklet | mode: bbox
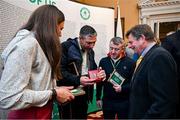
[108,70,125,86]
[70,87,85,96]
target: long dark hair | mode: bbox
[21,5,64,80]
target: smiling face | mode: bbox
[127,33,146,55]
[109,41,124,59]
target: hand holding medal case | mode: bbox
[88,68,102,82]
[68,62,85,96]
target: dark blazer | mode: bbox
[161,30,180,117]
[129,44,179,118]
[161,30,180,84]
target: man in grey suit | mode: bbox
[126,24,179,118]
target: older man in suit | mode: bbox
[126,24,179,118]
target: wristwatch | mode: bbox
[51,89,57,100]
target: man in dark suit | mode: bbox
[161,29,180,118]
[126,24,179,118]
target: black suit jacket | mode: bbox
[161,30,180,85]
[129,44,179,118]
[161,30,180,117]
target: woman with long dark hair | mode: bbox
[0,5,74,119]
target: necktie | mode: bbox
[134,55,143,71]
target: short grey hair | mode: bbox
[110,37,124,45]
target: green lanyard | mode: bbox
[110,59,121,70]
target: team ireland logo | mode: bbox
[80,7,90,20]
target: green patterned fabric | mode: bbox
[52,102,60,119]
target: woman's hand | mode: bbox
[55,86,75,103]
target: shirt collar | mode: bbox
[78,38,85,52]
[111,57,120,63]
[141,42,156,57]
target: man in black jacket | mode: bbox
[96,37,135,119]
[126,24,178,118]
[57,25,106,119]
[161,29,180,118]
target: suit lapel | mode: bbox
[131,44,159,86]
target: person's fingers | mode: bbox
[98,67,102,71]
[67,94,74,101]
[97,70,106,78]
[62,86,74,90]
[88,78,96,82]
[64,92,74,102]
[85,82,95,85]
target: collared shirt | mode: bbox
[134,42,156,72]
[111,57,120,63]
[81,51,88,75]
[78,39,88,75]
[141,42,156,57]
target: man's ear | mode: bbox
[119,47,126,58]
[140,34,146,41]
[139,34,148,47]
[79,37,83,44]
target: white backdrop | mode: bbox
[1,0,115,64]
